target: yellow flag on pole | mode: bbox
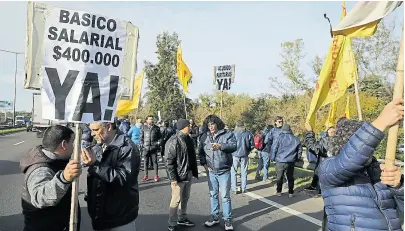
[325,102,337,129]
[344,95,350,119]
[177,44,192,93]
[306,2,357,129]
[116,71,144,116]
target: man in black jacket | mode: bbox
[166,119,198,231]
[140,115,162,182]
[303,123,335,196]
[189,119,199,152]
[82,122,141,231]
[160,120,175,159]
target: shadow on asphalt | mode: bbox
[0,212,24,231]
[0,160,21,176]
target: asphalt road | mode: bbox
[0,131,325,231]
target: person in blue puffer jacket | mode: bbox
[319,98,404,231]
[127,119,143,145]
[198,115,237,230]
[270,124,302,197]
[231,121,254,194]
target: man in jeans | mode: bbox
[231,121,254,194]
[270,124,302,197]
[165,119,198,231]
[199,115,237,231]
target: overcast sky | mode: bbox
[0,1,403,111]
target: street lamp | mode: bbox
[0,49,24,126]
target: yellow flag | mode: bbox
[306,2,357,129]
[325,102,337,128]
[115,72,144,116]
[177,44,192,93]
[344,95,350,119]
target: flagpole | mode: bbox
[220,90,223,118]
[183,92,188,119]
[350,49,363,120]
[69,124,81,231]
[385,27,404,167]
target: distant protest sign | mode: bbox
[213,65,235,91]
[39,6,130,122]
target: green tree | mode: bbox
[269,39,309,95]
[143,32,190,121]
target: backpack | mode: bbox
[254,133,264,150]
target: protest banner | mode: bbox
[25,2,139,101]
[213,65,235,117]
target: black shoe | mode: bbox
[304,185,316,191]
[178,218,195,227]
[168,226,179,231]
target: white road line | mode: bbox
[13,141,25,146]
[197,170,322,227]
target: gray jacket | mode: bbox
[198,130,237,174]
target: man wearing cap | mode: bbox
[165,119,198,231]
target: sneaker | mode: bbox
[304,185,317,191]
[177,218,195,227]
[154,176,159,182]
[255,175,261,181]
[288,194,294,198]
[168,226,178,231]
[204,215,220,227]
[275,192,282,197]
[141,176,149,182]
[224,219,234,231]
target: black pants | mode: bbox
[276,162,295,194]
[310,174,321,194]
[144,151,158,177]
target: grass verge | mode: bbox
[0,127,26,135]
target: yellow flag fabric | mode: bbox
[325,102,337,128]
[116,72,144,116]
[306,2,357,128]
[332,1,401,37]
[344,95,350,119]
[177,44,192,93]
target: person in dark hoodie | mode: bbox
[82,121,141,231]
[270,124,302,197]
[318,98,404,231]
[20,125,81,231]
[160,120,175,159]
[189,119,199,152]
[231,121,254,194]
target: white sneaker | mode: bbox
[224,220,234,231]
[204,216,220,227]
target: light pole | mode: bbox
[0,49,24,126]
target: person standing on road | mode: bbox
[231,121,254,194]
[319,99,404,231]
[160,120,175,159]
[127,119,143,145]
[303,124,335,197]
[271,124,302,197]
[189,119,200,152]
[20,125,81,231]
[82,121,141,231]
[166,119,199,231]
[140,115,162,182]
[255,124,273,181]
[199,115,237,231]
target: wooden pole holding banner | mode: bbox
[69,124,82,231]
[220,90,224,118]
[385,27,404,167]
[183,93,188,119]
[353,77,363,121]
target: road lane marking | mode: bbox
[197,170,322,227]
[14,141,25,146]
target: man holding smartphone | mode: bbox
[198,115,237,231]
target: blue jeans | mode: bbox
[256,151,270,180]
[231,156,248,192]
[208,171,232,220]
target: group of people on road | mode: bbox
[19,98,404,231]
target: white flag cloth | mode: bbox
[332,1,402,36]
